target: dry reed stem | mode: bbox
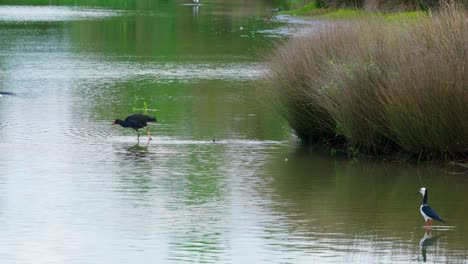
[265,5,467,160]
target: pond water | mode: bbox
[0,1,467,263]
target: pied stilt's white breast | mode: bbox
[418,187,445,225]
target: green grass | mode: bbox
[315,8,366,19]
[382,11,427,22]
[281,2,322,16]
[280,2,365,18]
[316,9,427,21]
[282,2,428,21]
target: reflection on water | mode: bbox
[0,5,118,22]
[0,0,467,263]
[1,53,266,83]
[420,232,442,262]
[124,142,151,156]
[257,14,327,37]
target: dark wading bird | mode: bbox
[418,187,445,230]
[112,114,157,141]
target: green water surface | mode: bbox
[0,1,467,263]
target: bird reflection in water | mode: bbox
[419,231,442,262]
[125,140,151,159]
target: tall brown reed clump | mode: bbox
[321,0,467,10]
[265,5,467,160]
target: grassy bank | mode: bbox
[265,5,467,161]
[281,0,467,19]
[283,0,468,13]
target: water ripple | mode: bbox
[111,136,286,146]
[256,15,327,37]
[0,5,119,22]
[2,53,266,83]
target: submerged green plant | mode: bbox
[132,96,157,115]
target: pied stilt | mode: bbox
[418,187,445,230]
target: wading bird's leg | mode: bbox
[136,129,140,141]
[147,127,152,140]
[425,221,428,230]
[430,219,433,229]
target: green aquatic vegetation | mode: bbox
[132,96,157,115]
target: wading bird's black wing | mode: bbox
[422,205,445,223]
[123,114,145,128]
[125,114,156,126]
